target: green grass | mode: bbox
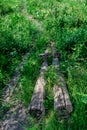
[26,0,87,63]
[0,0,48,119]
[0,0,21,15]
[0,12,39,83]
[0,0,87,129]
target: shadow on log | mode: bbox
[51,42,73,119]
[28,46,50,119]
[0,101,28,130]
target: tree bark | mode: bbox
[28,55,48,119]
[28,61,47,118]
[0,101,28,130]
[52,43,73,118]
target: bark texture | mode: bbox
[52,43,73,118]
[28,45,51,118]
[2,52,30,103]
[0,101,28,130]
[28,61,47,118]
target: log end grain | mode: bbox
[28,64,46,119]
[28,104,45,119]
[53,85,73,120]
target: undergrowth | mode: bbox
[0,0,87,129]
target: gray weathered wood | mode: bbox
[53,85,65,115]
[28,47,49,118]
[28,61,47,118]
[0,101,28,130]
[58,75,73,113]
[2,52,30,103]
[52,43,73,118]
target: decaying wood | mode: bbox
[28,61,47,118]
[53,85,67,117]
[53,74,73,118]
[51,42,60,69]
[58,75,73,113]
[52,43,73,118]
[0,101,28,130]
[28,47,49,118]
[2,52,30,103]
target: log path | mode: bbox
[2,52,30,103]
[0,1,73,129]
[0,101,28,130]
[0,1,44,129]
[21,0,44,32]
[2,0,44,104]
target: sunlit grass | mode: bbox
[0,0,87,129]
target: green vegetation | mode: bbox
[0,0,87,129]
[0,0,21,15]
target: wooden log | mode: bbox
[51,42,60,69]
[52,43,73,118]
[28,47,49,119]
[58,75,73,113]
[28,61,47,118]
[0,101,28,130]
[2,52,30,103]
[53,85,67,117]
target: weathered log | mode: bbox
[52,43,73,118]
[2,52,30,103]
[28,47,49,118]
[58,75,73,113]
[53,85,67,117]
[53,75,73,118]
[28,61,47,118]
[51,42,60,69]
[0,101,28,130]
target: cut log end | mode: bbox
[65,104,73,113]
[55,104,72,115]
[28,59,47,119]
[53,85,73,120]
[28,107,45,119]
[55,107,71,120]
[51,42,73,120]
